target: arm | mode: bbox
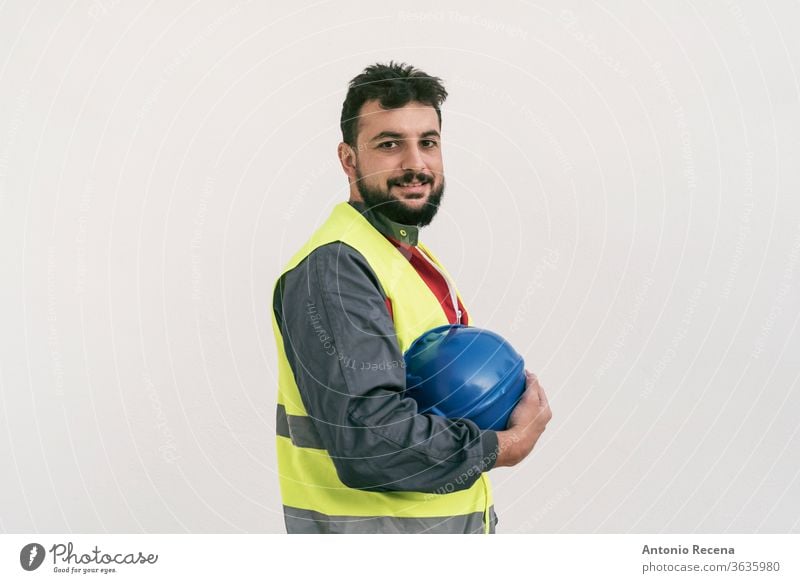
[274,242,499,493]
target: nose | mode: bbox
[401,142,426,172]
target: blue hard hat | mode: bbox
[403,324,526,430]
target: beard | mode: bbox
[355,166,445,227]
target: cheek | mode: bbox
[425,153,444,172]
[366,163,399,181]
[358,156,392,178]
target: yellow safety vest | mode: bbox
[271,201,495,533]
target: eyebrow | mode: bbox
[369,129,441,142]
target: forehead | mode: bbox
[356,99,440,141]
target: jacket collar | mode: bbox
[347,200,419,247]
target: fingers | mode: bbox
[524,369,541,407]
[525,369,549,408]
[537,379,549,407]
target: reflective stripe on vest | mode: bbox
[282,505,498,534]
[272,202,494,534]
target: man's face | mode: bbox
[346,99,445,226]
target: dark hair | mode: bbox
[340,61,448,146]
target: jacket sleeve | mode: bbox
[273,241,499,493]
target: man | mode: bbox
[271,62,552,534]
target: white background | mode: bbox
[0,0,798,533]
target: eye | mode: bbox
[421,139,439,148]
[378,141,399,150]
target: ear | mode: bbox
[337,142,357,181]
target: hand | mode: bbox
[494,370,552,467]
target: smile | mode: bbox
[393,183,429,193]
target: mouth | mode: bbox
[392,182,430,196]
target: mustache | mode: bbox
[388,170,435,186]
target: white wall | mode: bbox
[0,0,798,533]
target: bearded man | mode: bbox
[271,61,551,534]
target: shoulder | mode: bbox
[272,241,390,331]
[275,242,387,305]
